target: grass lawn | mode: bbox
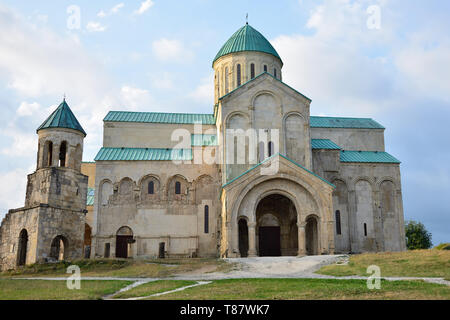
[113,280,197,299]
[0,279,132,300]
[147,278,450,300]
[317,250,450,278]
[0,258,233,279]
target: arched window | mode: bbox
[274,68,277,79]
[335,210,341,235]
[268,141,274,157]
[250,63,255,79]
[364,223,368,236]
[236,64,241,86]
[204,205,209,234]
[225,67,229,93]
[47,141,53,166]
[217,71,220,97]
[148,181,154,194]
[264,65,267,72]
[59,141,67,167]
[175,181,181,195]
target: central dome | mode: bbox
[213,23,282,66]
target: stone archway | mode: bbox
[238,218,249,257]
[50,235,68,261]
[17,229,28,266]
[116,226,133,259]
[305,216,319,255]
[255,194,298,256]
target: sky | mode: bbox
[0,0,449,245]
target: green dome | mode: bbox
[37,99,86,136]
[213,23,282,66]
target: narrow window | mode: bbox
[250,63,255,79]
[175,181,181,195]
[274,68,277,79]
[364,223,368,236]
[217,71,220,97]
[236,64,241,86]
[225,67,229,93]
[335,210,341,235]
[268,141,274,157]
[204,205,209,234]
[148,181,154,194]
[264,65,267,72]
[47,141,53,166]
[59,141,67,167]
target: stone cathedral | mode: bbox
[0,23,406,270]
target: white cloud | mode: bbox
[152,38,194,63]
[120,85,153,109]
[151,72,174,90]
[189,73,214,104]
[86,21,107,32]
[135,0,154,15]
[0,167,32,214]
[98,3,124,18]
[16,101,40,117]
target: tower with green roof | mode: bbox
[213,23,283,103]
[0,99,88,270]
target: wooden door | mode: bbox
[116,236,132,258]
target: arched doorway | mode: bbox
[50,235,68,261]
[17,229,28,266]
[256,194,298,256]
[116,226,133,258]
[238,218,249,257]
[305,216,319,255]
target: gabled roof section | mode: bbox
[94,148,192,161]
[311,139,341,150]
[310,116,384,129]
[222,153,335,189]
[219,72,311,102]
[37,100,86,136]
[213,23,282,66]
[104,111,215,125]
[340,150,400,164]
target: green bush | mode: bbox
[405,220,432,250]
[434,243,450,250]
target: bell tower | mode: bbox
[0,99,88,270]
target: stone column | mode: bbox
[248,222,257,257]
[297,222,306,256]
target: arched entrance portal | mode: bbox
[256,194,298,256]
[17,229,28,266]
[305,216,319,255]
[50,235,68,261]
[116,226,133,258]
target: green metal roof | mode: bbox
[191,134,218,146]
[340,150,400,164]
[310,116,385,129]
[37,100,86,135]
[213,23,282,66]
[311,139,341,150]
[104,111,215,125]
[94,148,193,161]
[86,188,95,206]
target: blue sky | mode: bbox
[0,0,449,245]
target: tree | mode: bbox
[405,220,432,250]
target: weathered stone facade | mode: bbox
[0,24,406,271]
[0,104,88,271]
